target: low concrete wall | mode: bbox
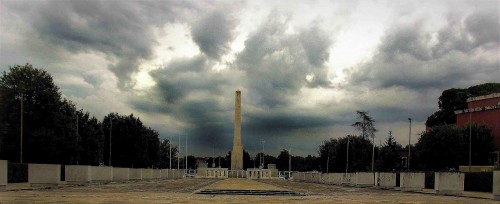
[0,160,7,191]
[113,167,130,181]
[328,173,343,185]
[90,166,113,182]
[376,172,396,189]
[161,169,170,179]
[65,165,91,184]
[152,169,161,179]
[493,171,500,201]
[320,173,329,184]
[28,163,61,186]
[129,168,142,180]
[142,169,153,180]
[434,172,464,195]
[400,172,425,191]
[356,172,375,186]
[310,172,321,183]
[294,172,305,182]
[342,173,356,185]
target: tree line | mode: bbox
[0,64,179,168]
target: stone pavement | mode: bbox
[0,178,496,203]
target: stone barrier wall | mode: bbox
[142,169,153,180]
[311,172,321,183]
[434,172,464,195]
[129,168,142,180]
[91,166,113,183]
[356,172,375,186]
[327,173,343,185]
[28,163,61,186]
[160,169,170,179]
[320,173,329,184]
[493,171,500,201]
[0,160,7,191]
[376,172,396,189]
[400,172,425,191]
[65,165,91,184]
[152,169,161,179]
[343,173,356,185]
[112,167,130,181]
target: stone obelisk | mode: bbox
[231,90,243,170]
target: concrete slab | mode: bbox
[141,169,153,180]
[400,172,425,192]
[129,168,142,180]
[343,173,356,186]
[152,169,161,179]
[434,172,464,195]
[28,164,61,187]
[493,171,500,201]
[112,168,129,181]
[65,165,91,184]
[90,166,113,183]
[0,160,7,191]
[160,169,169,179]
[356,172,375,186]
[376,172,396,189]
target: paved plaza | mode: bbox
[0,178,496,203]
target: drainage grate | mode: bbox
[197,189,303,196]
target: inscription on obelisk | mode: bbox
[231,90,243,170]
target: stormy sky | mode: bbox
[1,0,498,157]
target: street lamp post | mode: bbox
[169,135,172,169]
[288,148,291,179]
[345,137,350,174]
[408,118,412,171]
[109,116,113,166]
[20,92,24,164]
[469,110,472,172]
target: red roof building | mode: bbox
[455,93,500,151]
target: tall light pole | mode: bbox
[177,136,180,170]
[76,113,79,165]
[288,148,291,179]
[345,137,350,174]
[109,116,113,166]
[261,139,265,168]
[408,118,412,171]
[185,136,188,173]
[20,92,24,164]
[169,135,172,169]
[371,134,375,172]
[469,110,472,172]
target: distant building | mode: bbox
[455,93,500,163]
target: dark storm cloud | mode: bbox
[348,9,499,90]
[191,11,238,60]
[130,55,240,151]
[2,0,197,88]
[129,12,339,153]
[236,13,332,107]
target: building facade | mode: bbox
[455,93,500,163]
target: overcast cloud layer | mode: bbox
[1,0,498,156]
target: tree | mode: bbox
[413,124,494,171]
[75,110,104,166]
[157,138,178,169]
[352,110,377,171]
[376,131,403,171]
[0,63,74,164]
[276,149,290,171]
[352,110,377,139]
[319,135,373,173]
